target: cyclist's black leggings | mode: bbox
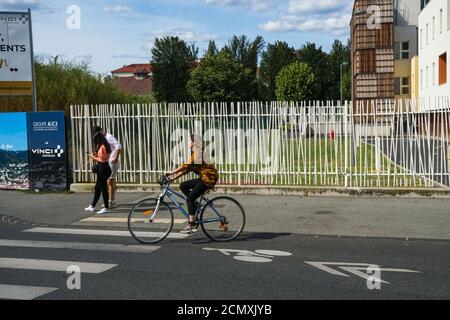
[180,179,209,217]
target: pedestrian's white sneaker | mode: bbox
[84,205,95,212]
[97,208,110,215]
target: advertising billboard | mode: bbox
[0,11,33,96]
[0,111,67,191]
[27,112,67,191]
[0,112,29,190]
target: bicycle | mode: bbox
[128,176,246,244]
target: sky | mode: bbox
[0,112,28,151]
[0,0,353,75]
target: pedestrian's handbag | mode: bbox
[92,162,100,174]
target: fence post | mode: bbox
[70,105,76,184]
[237,102,241,186]
[138,104,143,185]
[344,101,349,187]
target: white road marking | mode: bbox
[0,239,160,254]
[24,227,190,239]
[0,257,117,273]
[203,248,293,263]
[305,261,421,284]
[79,217,186,224]
[0,284,58,300]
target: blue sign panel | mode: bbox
[0,112,29,190]
[27,111,67,191]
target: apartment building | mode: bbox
[418,0,449,105]
[351,0,420,109]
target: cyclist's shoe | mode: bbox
[181,222,198,234]
[219,222,229,232]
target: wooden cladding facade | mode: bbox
[351,0,395,108]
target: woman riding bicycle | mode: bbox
[165,134,219,234]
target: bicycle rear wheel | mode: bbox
[200,196,246,242]
[128,198,174,244]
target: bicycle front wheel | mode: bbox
[128,198,174,244]
[200,196,246,242]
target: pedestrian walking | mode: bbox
[85,132,112,214]
[94,126,122,209]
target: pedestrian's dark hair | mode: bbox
[94,126,103,134]
[94,132,111,154]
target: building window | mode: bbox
[401,78,410,95]
[401,42,410,59]
[440,9,443,33]
[432,17,435,39]
[421,69,423,89]
[426,66,429,88]
[395,78,410,95]
[426,23,429,45]
[433,62,435,86]
[395,42,410,59]
[439,52,447,85]
[420,29,423,49]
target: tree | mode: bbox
[0,58,150,114]
[187,51,255,102]
[328,39,351,101]
[275,62,316,101]
[205,40,219,57]
[223,35,265,74]
[222,35,265,99]
[151,36,198,102]
[296,42,331,100]
[259,41,296,101]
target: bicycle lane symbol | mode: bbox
[203,248,292,263]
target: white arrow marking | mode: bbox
[306,261,421,284]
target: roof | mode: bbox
[111,64,152,74]
[112,77,152,96]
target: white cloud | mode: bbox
[204,0,272,12]
[142,27,219,52]
[104,5,132,14]
[0,0,54,13]
[111,54,149,60]
[287,0,351,14]
[259,0,351,37]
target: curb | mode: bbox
[70,183,450,198]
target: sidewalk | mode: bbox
[1,190,449,241]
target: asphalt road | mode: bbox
[0,220,449,300]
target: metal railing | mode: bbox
[70,98,450,188]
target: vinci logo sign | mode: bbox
[32,145,65,158]
[27,112,67,191]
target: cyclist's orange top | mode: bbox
[180,153,219,188]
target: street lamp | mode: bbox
[340,62,349,105]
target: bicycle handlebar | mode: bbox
[159,175,172,186]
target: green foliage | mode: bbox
[275,62,316,101]
[259,41,296,101]
[205,40,219,57]
[151,36,198,102]
[187,51,255,102]
[327,39,351,101]
[296,42,332,100]
[0,58,144,114]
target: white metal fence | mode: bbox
[70,98,450,188]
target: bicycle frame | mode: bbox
[151,182,225,225]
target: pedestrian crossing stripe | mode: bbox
[0,257,117,273]
[24,227,190,239]
[0,239,160,253]
[79,217,186,224]
[0,284,58,300]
